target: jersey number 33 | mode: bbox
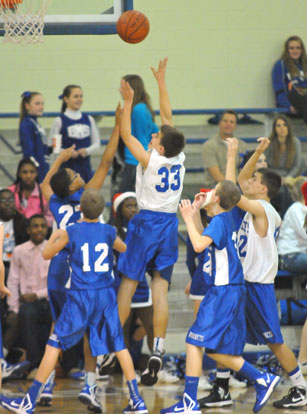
[155,165,181,193]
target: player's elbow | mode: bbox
[194,243,205,253]
[42,249,52,260]
[120,244,127,253]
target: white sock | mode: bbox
[85,371,96,386]
[289,367,307,389]
[153,337,165,353]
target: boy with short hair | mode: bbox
[117,58,186,386]
[37,108,121,409]
[220,137,307,410]
[162,180,280,414]
[0,188,148,414]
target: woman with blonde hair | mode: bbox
[272,35,307,122]
[277,176,307,274]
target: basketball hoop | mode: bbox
[0,0,51,44]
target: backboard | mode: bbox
[0,0,133,36]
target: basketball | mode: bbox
[116,10,149,44]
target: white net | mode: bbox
[0,0,51,44]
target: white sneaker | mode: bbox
[158,369,180,384]
[229,375,247,388]
[198,376,213,391]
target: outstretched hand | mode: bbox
[59,145,75,162]
[179,199,196,221]
[150,57,168,83]
[120,80,134,102]
[226,137,238,158]
[255,137,270,154]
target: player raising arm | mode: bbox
[223,138,307,410]
[117,58,186,386]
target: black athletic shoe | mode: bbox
[273,386,307,408]
[1,360,31,382]
[98,353,117,376]
[198,385,233,408]
[141,350,164,386]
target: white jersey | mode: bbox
[237,200,281,284]
[136,149,185,213]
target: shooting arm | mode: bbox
[151,58,173,126]
[120,81,150,168]
[86,104,121,190]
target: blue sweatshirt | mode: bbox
[19,114,50,182]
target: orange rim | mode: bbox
[0,0,22,8]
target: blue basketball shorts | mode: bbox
[117,209,178,283]
[245,282,284,345]
[186,284,246,355]
[48,288,126,356]
[48,288,67,322]
[189,267,209,300]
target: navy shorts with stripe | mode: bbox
[245,281,284,345]
[186,284,246,355]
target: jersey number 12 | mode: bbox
[81,243,109,272]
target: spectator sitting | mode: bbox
[272,35,307,123]
[240,150,267,171]
[7,214,52,371]
[202,110,248,188]
[277,177,307,273]
[265,115,302,177]
[265,116,302,217]
[0,189,29,357]
[8,158,53,228]
[0,190,29,270]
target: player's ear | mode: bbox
[260,183,267,195]
[159,144,165,155]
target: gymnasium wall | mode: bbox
[1,0,307,128]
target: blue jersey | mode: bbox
[48,189,83,290]
[203,212,244,286]
[49,189,83,230]
[60,113,93,182]
[66,221,116,290]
